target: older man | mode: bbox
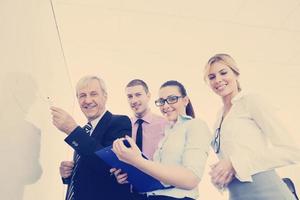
[51,75,131,200]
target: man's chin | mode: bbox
[85,113,97,120]
[135,110,146,118]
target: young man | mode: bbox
[125,79,167,160]
[112,79,167,200]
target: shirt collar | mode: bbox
[178,114,192,122]
[89,109,107,129]
[231,91,245,104]
[168,114,192,128]
[132,110,154,124]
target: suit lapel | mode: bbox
[91,111,112,144]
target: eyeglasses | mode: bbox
[212,116,224,154]
[155,96,183,106]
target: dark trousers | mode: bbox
[131,192,147,200]
[146,195,194,200]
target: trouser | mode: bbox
[131,192,147,200]
[146,195,194,200]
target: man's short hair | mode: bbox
[126,79,149,93]
[76,75,107,97]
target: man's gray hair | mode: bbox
[76,75,107,97]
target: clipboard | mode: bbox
[95,141,173,192]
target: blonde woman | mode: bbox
[204,53,300,200]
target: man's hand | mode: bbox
[51,106,78,135]
[60,161,74,178]
[110,168,129,184]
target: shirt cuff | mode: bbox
[62,177,70,184]
[229,155,253,182]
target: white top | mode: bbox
[214,92,300,182]
[147,115,212,199]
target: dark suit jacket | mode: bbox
[64,111,132,200]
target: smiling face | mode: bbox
[207,61,239,100]
[77,79,107,121]
[126,85,150,118]
[157,86,188,122]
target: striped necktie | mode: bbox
[66,122,92,200]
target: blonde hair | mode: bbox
[204,53,241,91]
[76,75,107,97]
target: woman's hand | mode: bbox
[112,135,143,165]
[209,159,235,189]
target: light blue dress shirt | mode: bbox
[147,115,211,199]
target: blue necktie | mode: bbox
[66,122,92,200]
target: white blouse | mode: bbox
[214,92,300,182]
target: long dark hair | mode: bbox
[160,80,195,118]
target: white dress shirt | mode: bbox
[214,92,300,182]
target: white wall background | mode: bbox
[1,0,300,199]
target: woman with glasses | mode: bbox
[204,53,300,200]
[113,80,211,200]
